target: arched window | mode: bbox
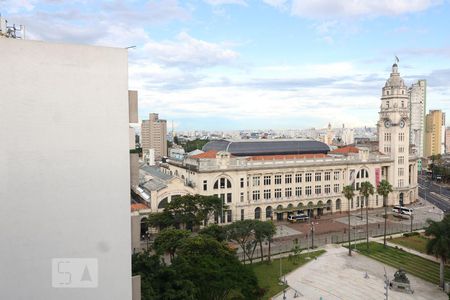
[266,206,272,218]
[158,197,168,209]
[255,207,261,219]
[336,199,341,210]
[214,177,232,189]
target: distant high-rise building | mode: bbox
[341,124,354,145]
[424,110,446,157]
[446,127,450,154]
[408,80,426,157]
[141,113,167,161]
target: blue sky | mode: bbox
[3,0,450,130]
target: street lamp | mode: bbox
[142,230,151,251]
[310,221,318,250]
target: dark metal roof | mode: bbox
[202,139,330,156]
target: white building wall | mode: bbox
[409,80,426,157]
[0,39,131,299]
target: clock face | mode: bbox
[384,120,391,128]
[400,120,405,128]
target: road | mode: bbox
[418,174,450,213]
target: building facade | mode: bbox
[446,127,450,154]
[155,64,418,223]
[1,38,131,299]
[409,79,426,158]
[141,113,167,161]
[424,110,446,157]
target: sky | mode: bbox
[2,0,450,131]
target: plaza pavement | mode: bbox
[272,244,447,300]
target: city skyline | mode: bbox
[3,0,450,130]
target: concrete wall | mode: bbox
[0,39,131,299]
[132,275,141,300]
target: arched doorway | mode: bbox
[326,199,332,213]
[336,198,342,212]
[297,202,304,215]
[307,201,314,218]
[317,201,324,216]
[255,207,261,219]
[287,203,294,217]
[276,205,283,221]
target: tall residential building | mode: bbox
[408,79,426,157]
[141,113,167,161]
[424,110,446,157]
[446,127,450,153]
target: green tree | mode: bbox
[173,235,260,300]
[425,215,450,289]
[153,227,190,262]
[377,179,393,248]
[254,221,276,262]
[197,195,226,226]
[343,185,355,256]
[199,224,227,242]
[165,195,201,231]
[147,211,176,230]
[183,139,210,152]
[291,240,302,265]
[147,194,225,231]
[360,181,374,251]
[132,252,196,300]
[226,220,258,264]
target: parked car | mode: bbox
[288,214,309,223]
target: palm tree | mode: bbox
[425,215,450,289]
[360,181,374,251]
[377,180,393,248]
[343,185,355,256]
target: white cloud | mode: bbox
[142,32,239,68]
[203,0,247,5]
[291,0,442,19]
[262,0,289,10]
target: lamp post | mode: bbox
[310,221,318,250]
[142,230,150,251]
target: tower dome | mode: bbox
[385,63,405,88]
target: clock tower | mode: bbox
[378,63,410,206]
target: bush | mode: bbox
[403,232,420,237]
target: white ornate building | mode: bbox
[153,64,418,223]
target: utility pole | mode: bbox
[410,211,414,233]
[384,267,389,300]
[366,195,370,251]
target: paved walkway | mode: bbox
[272,245,447,300]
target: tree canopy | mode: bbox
[147,194,225,231]
[132,232,261,300]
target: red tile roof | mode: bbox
[330,146,359,154]
[191,150,218,159]
[131,203,149,212]
[249,153,328,161]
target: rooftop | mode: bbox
[202,139,330,157]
